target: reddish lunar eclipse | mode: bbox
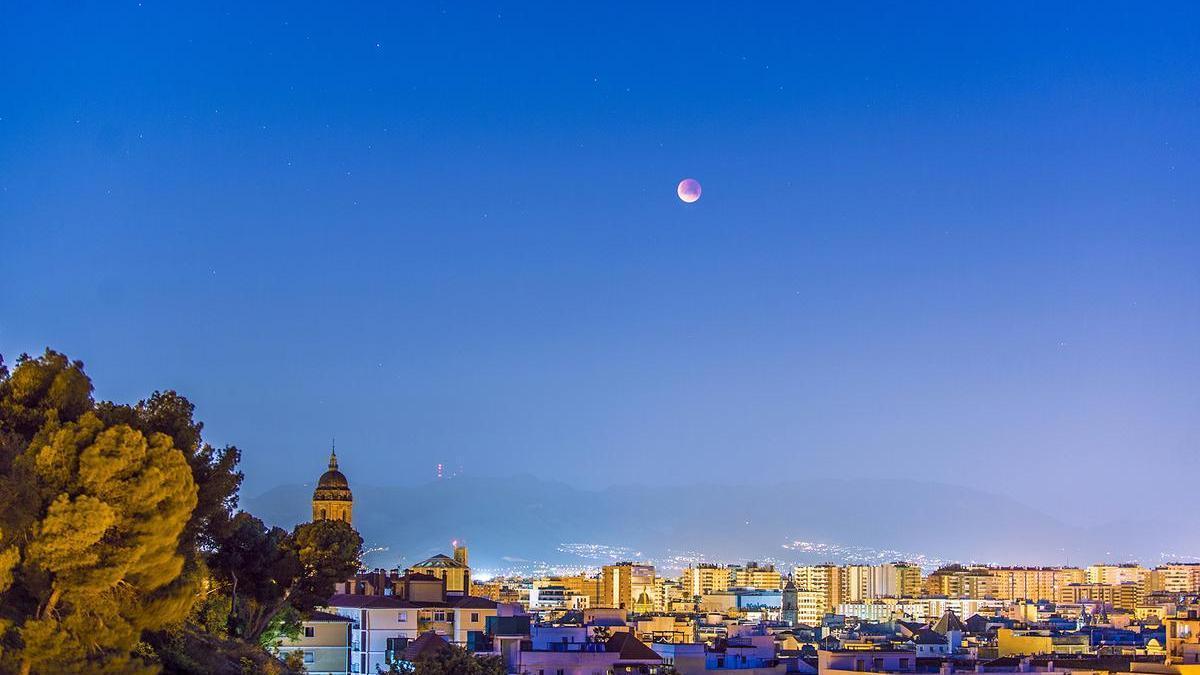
[677,178,702,203]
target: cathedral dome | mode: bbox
[317,468,349,490]
[312,449,353,502]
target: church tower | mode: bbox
[312,445,353,524]
[782,575,799,625]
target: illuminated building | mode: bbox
[923,565,997,598]
[409,547,472,594]
[1057,582,1143,611]
[322,571,497,673]
[839,597,1004,623]
[842,563,922,601]
[995,628,1091,656]
[278,611,354,675]
[894,563,923,598]
[655,577,685,612]
[681,564,730,597]
[730,562,783,590]
[555,573,602,608]
[987,566,1086,601]
[1165,610,1200,664]
[529,584,568,610]
[473,578,522,604]
[1154,564,1200,594]
[782,576,824,626]
[632,615,694,644]
[312,447,353,524]
[601,563,656,610]
[794,564,843,612]
[1087,563,1152,587]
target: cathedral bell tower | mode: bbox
[312,445,353,524]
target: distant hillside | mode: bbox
[244,476,1186,573]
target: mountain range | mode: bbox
[245,475,1185,574]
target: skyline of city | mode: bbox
[299,455,1200,674]
[2,2,1197,673]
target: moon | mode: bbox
[677,178,702,203]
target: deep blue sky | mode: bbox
[2,2,1197,518]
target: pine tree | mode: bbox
[0,351,199,674]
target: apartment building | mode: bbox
[731,562,784,590]
[279,611,354,675]
[988,567,1087,601]
[681,564,731,597]
[601,563,657,610]
[1154,565,1200,594]
[794,564,843,612]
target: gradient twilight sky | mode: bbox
[1,3,1197,515]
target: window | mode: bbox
[304,626,315,638]
[303,651,314,664]
[399,611,408,622]
[471,612,480,623]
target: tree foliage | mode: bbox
[97,390,243,552]
[208,512,362,644]
[408,644,506,675]
[0,348,360,673]
[377,641,507,675]
[0,352,199,674]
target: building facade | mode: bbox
[601,563,657,610]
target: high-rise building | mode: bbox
[924,565,997,598]
[555,573,602,607]
[895,563,924,598]
[1154,564,1200,594]
[731,562,783,590]
[656,577,685,612]
[987,567,1086,601]
[1057,582,1142,611]
[839,563,922,602]
[795,589,826,626]
[1087,563,1152,587]
[601,563,656,609]
[681,564,730,597]
[793,564,843,612]
[312,447,353,524]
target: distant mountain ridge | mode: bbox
[244,475,1184,572]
